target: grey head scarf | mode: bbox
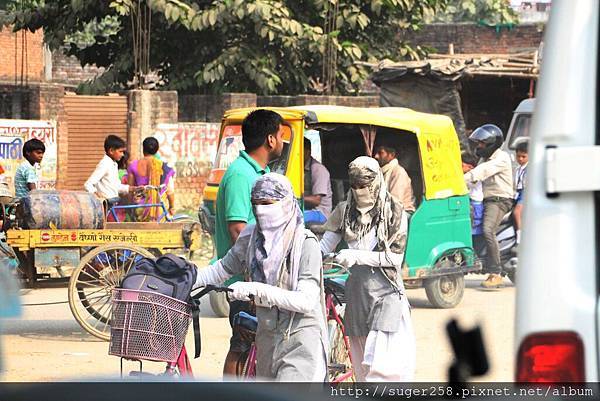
[341,156,406,254]
[247,173,305,290]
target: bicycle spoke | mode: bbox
[79,265,102,282]
[92,298,112,330]
[78,286,110,299]
[123,252,139,273]
[75,278,105,290]
[95,296,112,321]
[80,294,110,308]
[103,257,119,288]
[113,249,121,274]
[82,253,112,287]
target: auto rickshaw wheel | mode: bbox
[424,253,465,309]
[68,243,153,340]
[508,271,516,284]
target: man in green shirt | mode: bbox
[214,109,285,376]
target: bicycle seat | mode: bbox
[233,311,258,333]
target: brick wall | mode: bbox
[179,93,257,122]
[37,84,68,189]
[400,23,544,54]
[0,84,32,118]
[128,90,178,159]
[0,26,44,83]
[179,92,380,122]
[151,122,220,210]
[258,95,380,108]
[51,48,105,86]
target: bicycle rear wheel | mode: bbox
[328,304,354,383]
[240,344,257,378]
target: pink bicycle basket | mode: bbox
[109,289,191,363]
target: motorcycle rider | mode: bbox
[464,124,514,288]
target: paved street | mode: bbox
[0,275,515,382]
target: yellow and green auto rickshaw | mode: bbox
[200,106,481,314]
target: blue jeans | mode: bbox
[304,210,327,224]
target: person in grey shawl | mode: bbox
[193,173,328,381]
[320,156,415,381]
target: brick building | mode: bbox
[372,23,544,143]
[401,23,544,54]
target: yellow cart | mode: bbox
[6,221,202,340]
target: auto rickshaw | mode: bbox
[201,106,480,314]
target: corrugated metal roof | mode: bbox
[371,51,540,83]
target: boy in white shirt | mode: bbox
[84,135,138,203]
[513,141,528,244]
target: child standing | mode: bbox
[84,135,138,203]
[15,139,45,199]
[513,142,528,244]
[462,151,484,235]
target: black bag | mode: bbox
[121,254,197,301]
[121,253,204,358]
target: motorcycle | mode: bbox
[472,212,518,284]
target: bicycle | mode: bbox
[232,258,354,383]
[109,284,231,379]
[234,309,258,379]
[107,184,185,223]
[323,258,354,383]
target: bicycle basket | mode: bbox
[109,289,191,363]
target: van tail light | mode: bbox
[516,331,585,382]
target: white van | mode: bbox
[515,0,599,382]
[503,98,534,153]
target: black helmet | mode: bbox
[468,124,504,159]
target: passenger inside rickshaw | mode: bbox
[305,124,423,212]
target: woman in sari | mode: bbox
[127,137,175,221]
[320,156,415,382]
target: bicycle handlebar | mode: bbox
[191,284,232,300]
[322,253,350,276]
[143,184,167,191]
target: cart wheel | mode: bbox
[424,253,465,309]
[210,291,230,317]
[68,243,153,340]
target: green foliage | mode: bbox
[431,0,518,25]
[7,0,450,95]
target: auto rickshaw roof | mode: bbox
[222,105,468,199]
[223,105,455,135]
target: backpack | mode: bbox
[120,253,203,358]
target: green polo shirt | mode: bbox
[215,150,270,260]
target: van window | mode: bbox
[509,114,532,149]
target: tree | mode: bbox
[431,0,518,26]
[6,0,450,95]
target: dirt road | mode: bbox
[0,275,515,381]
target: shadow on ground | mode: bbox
[0,319,102,342]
